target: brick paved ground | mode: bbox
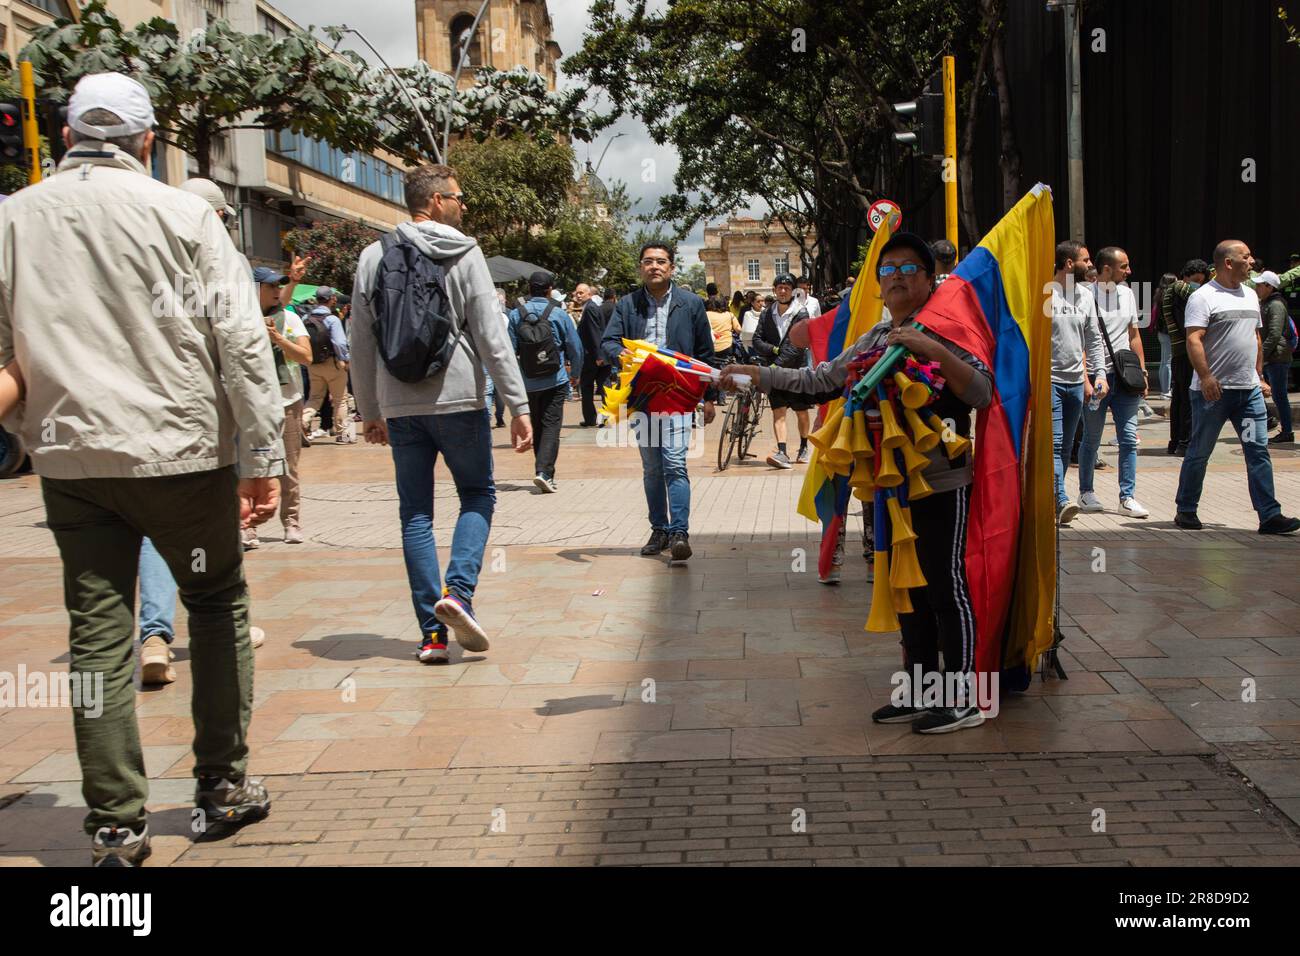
[2,397,1299,865]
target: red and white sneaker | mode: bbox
[417,636,449,664]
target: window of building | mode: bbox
[265,129,405,207]
[746,258,761,283]
[449,13,482,70]
[259,11,290,41]
[24,0,75,15]
[774,255,789,276]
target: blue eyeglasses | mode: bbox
[877,264,922,278]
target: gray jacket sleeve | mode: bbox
[459,248,529,416]
[200,209,285,478]
[1082,292,1105,381]
[349,243,382,422]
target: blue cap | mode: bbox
[253,266,288,286]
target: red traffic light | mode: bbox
[0,112,16,127]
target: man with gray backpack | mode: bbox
[350,164,533,664]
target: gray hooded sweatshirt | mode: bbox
[349,221,529,421]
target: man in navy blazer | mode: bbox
[601,243,717,562]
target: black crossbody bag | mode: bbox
[1096,305,1146,395]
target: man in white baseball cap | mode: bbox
[0,71,283,865]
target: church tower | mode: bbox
[415,0,562,91]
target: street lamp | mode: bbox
[444,0,494,158]
[1046,0,1085,240]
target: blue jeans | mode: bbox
[1157,332,1172,395]
[1051,381,1085,508]
[388,412,495,637]
[483,367,506,424]
[1264,362,1292,435]
[633,412,692,534]
[1176,387,1280,522]
[138,537,176,643]
[1079,371,1140,499]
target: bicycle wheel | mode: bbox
[739,390,765,460]
[717,401,739,470]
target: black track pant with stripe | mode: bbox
[898,484,976,687]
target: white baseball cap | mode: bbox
[180,178,237,222]
[67,72,156,139]
[1255,270,1282,290]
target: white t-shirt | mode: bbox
[802,294,822,319]
[277,310,310,406]
[1184,280,1262,391]
[1091,283,1139,373]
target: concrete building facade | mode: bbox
[698,217,814,300]
[415,0,560,91]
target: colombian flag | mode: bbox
[798,220,896,576]
[911,184,1057,688]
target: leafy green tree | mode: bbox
[449,134,573,247]
[282,219,380,293]
[565,0,978,285]
[678,263,706,291]
[499,205,638,292]
[20,2,593,179]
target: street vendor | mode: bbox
[721,232,994,735]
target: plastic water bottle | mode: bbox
[1087,373,1104,411]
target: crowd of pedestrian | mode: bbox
[1,71,1297,866]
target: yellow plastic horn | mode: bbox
[907,468,934,501]
[885,495,917,545]
[807,405,846,455]
[892,586,914,615]
[823,412,856,468]
[866,552,900,632]
[850,409,873,461]
[878,400,907,450]
[893,371,931,409]
[874,447,903,488]
[926,410,972,460]
[904,407,940,453]
[889,537,927,589]
[900,438,930,475]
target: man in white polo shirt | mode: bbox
[1174,240,1299,534]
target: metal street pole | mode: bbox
[942,55,958,255]
[19,61,41,185]
[443,0,494,160]
[1063,0,1085,241]
[335,26,443,164]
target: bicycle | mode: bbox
[717,381,766,471]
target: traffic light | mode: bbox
[892,74,944,157]
[40,100,69,165]
[0,102,24,165]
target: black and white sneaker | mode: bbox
[668,532,692,562]
[871,703,924,724]
[195,776,271,836]
[912,706,985,734]
[91,824,151,867]
[640,529,670,556]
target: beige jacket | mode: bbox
[0,143,284,479]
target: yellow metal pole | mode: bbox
[942,55,958,256]
[19,61,41,184]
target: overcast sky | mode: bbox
[271,0,743,265]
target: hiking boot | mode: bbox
[871,703,924,724]
[640,529,670,556]
[418,635,450,664]
[434,590,489,652]
[913,705,985,734]
[1174,511,1202,531]
[766,450,793,469]
[1259,515,1300,535]
[91,824,151,867]
[668,532,693,562]
[140,634,175,686]
[195,776,270,835]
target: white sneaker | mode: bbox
[1078,491,1104,513]
[250,626,265,649]
[1119,496,1149,519]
